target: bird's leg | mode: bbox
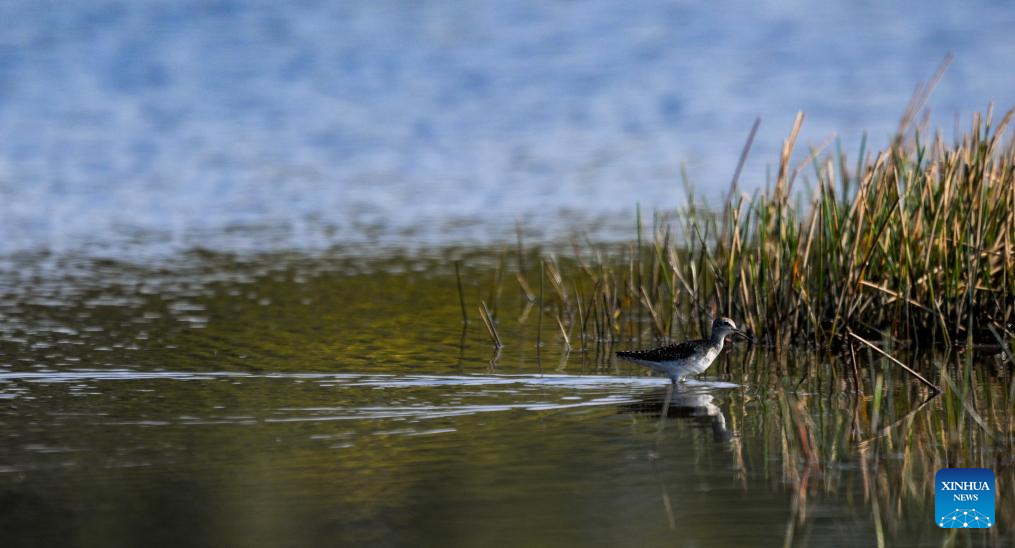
[660,383,674,424]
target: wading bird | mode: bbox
[616,317,750,384]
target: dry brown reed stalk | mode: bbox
[478,300,502,349]
[454,260,468,325]
[537,260,544,348]
[848,330,940,393]
[556,315,571,352]
[515,271,535,303]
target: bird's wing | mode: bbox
[616,340,704,362]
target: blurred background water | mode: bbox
[1,0,1013,259]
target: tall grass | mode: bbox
[504,107,1015,351]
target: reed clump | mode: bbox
[510,107,1015,351]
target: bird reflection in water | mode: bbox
[620,383,739,530]
[621,384,733,442]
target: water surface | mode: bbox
[1,251,1011,546]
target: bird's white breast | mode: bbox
[694,343,722,373]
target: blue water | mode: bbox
[1,0,1013,258]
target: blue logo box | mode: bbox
[935,468,995,528]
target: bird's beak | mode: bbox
[732,329,754,343]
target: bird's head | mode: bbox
[712,316,751,342]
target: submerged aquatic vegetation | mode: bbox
[475,106,1015,353]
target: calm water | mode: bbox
[1,251,1011,546]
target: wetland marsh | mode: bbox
[2,1,1015,546]
[0,249,1011,546]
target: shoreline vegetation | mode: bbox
[462,104,1015,358]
